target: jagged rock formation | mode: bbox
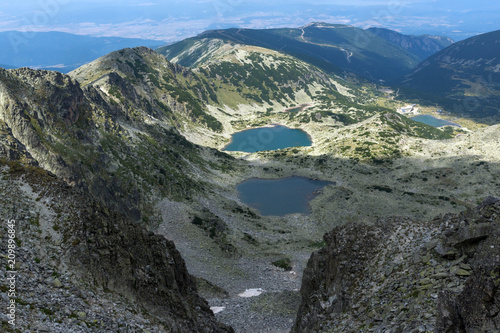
[0,160,233,332]
[0,68,84,182]
[292,197,500,332]
[70,47,223,132]
[68,183,234,332]
[0,59,239,221]
[0,53,239,332]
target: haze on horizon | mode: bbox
[0,0,498,43]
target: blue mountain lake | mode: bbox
[224,125,312,153]
[237,177,333,216]
[411,115,460,127]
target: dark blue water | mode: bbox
[224,125,312,153]
[237,177,333,216]
[411,115,460,127]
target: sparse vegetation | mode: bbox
[272,258,293,271]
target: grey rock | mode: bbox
[52,278,63,288]
[293,198,500,333]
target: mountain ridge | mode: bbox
[292,197,500,332]
[162,23,425,81]
[0,158,234,332]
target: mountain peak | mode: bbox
[303,22,353,29]
[167,24,423,81]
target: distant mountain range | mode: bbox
[159,23,452,82]
[158,23,500,119]
[398,29,500,118]
[0,31,163,72]
[1,24,453,81]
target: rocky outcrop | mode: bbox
[0,67,141,219]
[292,219,397,332]
[72,200,232,332]
[70,202,235,332]
[69,47,222,131]
[436,197,500,332]
[292,197,500,332]
[0,61,235,221]
[0,68,82,183]
[0,58,237,332]
[0,160,233,332]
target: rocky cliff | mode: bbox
[0,68,84,182]
[293,197,500,332]
[0,160,233,332]
[0,58,240,222]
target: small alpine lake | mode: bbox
[411,115,461,128]
[223,125,312,153]
[237,176,333,216]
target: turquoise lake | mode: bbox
[237,177,333,216]
[224,125,312,153]
[411,115,460,127]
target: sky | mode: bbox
[0,0,498,42]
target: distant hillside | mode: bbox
[0,31,162,73]
[367,27,454,61]
[159,23,423,81]
[398,29,500,119]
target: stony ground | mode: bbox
[0,164,172,332]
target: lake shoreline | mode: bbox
[411,114,461,128]
[223,124,313,153]
[236,176,334,216]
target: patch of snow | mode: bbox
[210,306,226,314]
[238,288,265,298]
